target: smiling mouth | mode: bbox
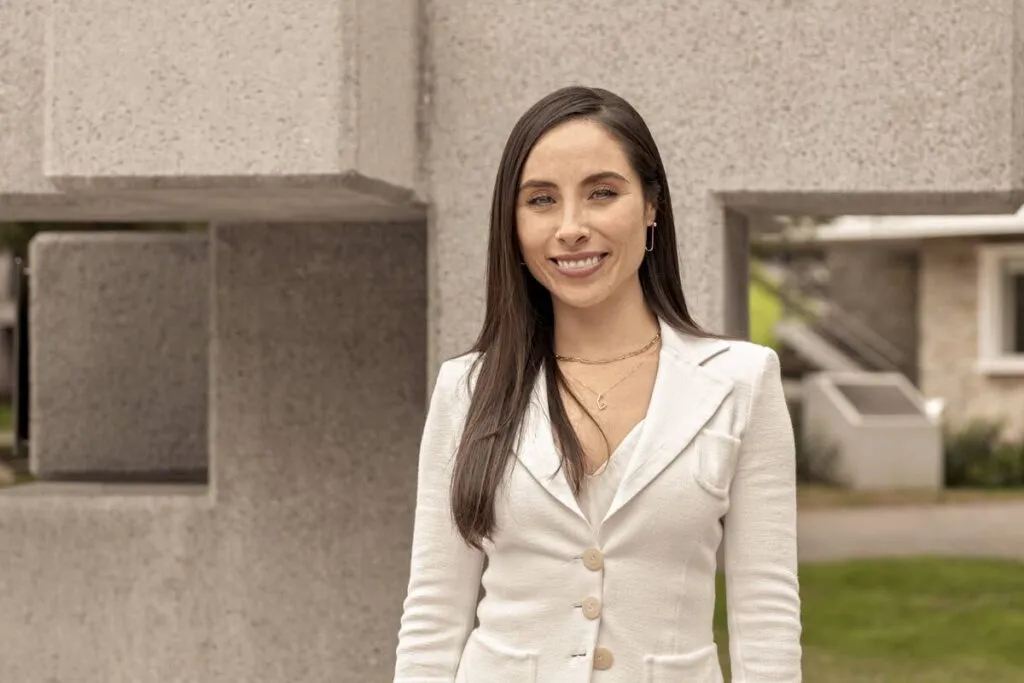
[550,253,609,274]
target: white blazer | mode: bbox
[394,319,802,682]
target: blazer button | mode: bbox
[581,596,602,620]
[593,647,614,670]
[582,548,604,571]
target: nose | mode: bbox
[554,209,589,246]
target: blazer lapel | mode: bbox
[602,321,734,524]
[515,368,588,522]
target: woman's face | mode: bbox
[516,118,655,313]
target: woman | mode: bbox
[394,85,802,682]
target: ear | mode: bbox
[644,201,657,227]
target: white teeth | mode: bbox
[556,255,603,270]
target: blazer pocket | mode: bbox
[455,631,537,683]
[693,430,742,499]
[643,643,724,683]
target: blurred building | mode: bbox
[760,213,1024,439]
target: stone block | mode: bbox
[44,0,419,196]
[1,0,421,221]
[29,231,208,479]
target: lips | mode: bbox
[549,252,609,277]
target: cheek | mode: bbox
[600,216,646,262]
[515,214,547,259]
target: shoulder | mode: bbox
[433,351,483,405]
[420,353,482,439]
[702,339,780,392]
[703,341,789,440]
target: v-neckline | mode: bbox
[587,418,646,478]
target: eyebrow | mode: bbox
[518,170,630,192]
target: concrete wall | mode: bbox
[919,239,1024,438]
[425,1,1024,372]
[29,232,208,480]
[3,1,1024,682]
[0,223,425,683]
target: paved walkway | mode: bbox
[797,501,1024,563]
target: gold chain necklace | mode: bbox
[555,331,661,365]
[564,355,649,411]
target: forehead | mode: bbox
[521,119,633,181]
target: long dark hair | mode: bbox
[450,85,714,549]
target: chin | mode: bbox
[549,287,612,312]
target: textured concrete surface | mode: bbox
[0,0,186,217]
[2,223,426,682]
[0,0,50,196]
[1,0,422,220]
[425,0,1024,372]
[919,239,1024,437]
[802,372,944,491]
[208,223,426,682]
[0,487,219,683]
[29,232,209,479]
[46,0,419,189]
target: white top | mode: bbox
[577,419,645,529]
[394,321,802,683]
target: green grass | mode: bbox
[714,557,1024,682]
[749,278,782,349]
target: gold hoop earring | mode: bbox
[645,222,656,252]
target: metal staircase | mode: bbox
[751,262,907,375]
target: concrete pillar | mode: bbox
[722,208,752,339]
[208,222,426,681]
[29,232,208,480]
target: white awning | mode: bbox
[761,206,1024,246]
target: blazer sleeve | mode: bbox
[723,348,803,682]
[393,360,485,683]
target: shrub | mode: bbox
[790,403,839,485]
[943,419,1024,488]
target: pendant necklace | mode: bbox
[565,355,649,411]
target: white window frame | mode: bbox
[977,243,1024,375]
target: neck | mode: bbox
[552,279,659,361]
